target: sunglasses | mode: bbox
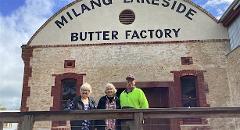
[127,80,134,83]
[81,91,89,94]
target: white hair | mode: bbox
[80,82,92,93]
[105,83,117,94]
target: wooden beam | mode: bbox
[0,107,240,123]
[18,122,22,130]
[0,112,22,122]
[0,122,3,130]
[34,112,133,121]
[144,113,240,119]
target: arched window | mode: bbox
[61,79,77,110]
[181,75,198,107]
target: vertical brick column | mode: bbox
[169,72,182,130]
[197,73,209,107]
[20,45,33,112]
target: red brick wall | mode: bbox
[20,45,33,112]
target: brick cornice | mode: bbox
[113,81,173,89]
[170,70,207,76]
[25,39,229,49]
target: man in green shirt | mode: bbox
[120,74,149,109]
[120,74,149,130]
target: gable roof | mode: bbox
[27,0,226,45]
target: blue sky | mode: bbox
[0,0,25,15]
[0,0,234,110]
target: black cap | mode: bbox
[126,74,135,80]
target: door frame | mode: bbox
[51,73,85,129]
[113,81,176,130]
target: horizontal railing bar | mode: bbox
[144,113,240,119]
[35,112,133,121]
[1,107,240,122]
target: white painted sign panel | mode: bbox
[29,0,228,45]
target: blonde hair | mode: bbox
[105,83,117,94]
[80,82,92,93]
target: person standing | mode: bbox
[120,74,149,130]
[120,74,149,109]
[66,82,96,130]
[96,83,121,130]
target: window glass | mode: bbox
[181,76,198,107]
[61,79,77,110]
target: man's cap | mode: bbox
[126,74,135,80]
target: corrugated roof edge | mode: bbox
[219,0,240,26]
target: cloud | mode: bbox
[203,0,233,8]
[215,8,226,19]
[0,0,67,110]
[202,0,234,19]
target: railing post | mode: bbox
[134,112,143,130]
[0,122,3,130]
[21,115,34,130]
[18,122,22,130]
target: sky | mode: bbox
[0,0,235,110]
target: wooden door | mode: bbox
[116,87,170,130]
[142,87,170,130]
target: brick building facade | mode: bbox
[20,0,240,130]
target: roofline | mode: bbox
[183,0,218,22]
[26,0,219,46]
[26,0,81,45]
[219,0,240,26]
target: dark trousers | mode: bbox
[70,120,94,130]
[121,120,134,130]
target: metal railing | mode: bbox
[1,107,240,130]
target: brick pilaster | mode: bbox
[20,45,33,112]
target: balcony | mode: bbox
[1,107,240,130]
